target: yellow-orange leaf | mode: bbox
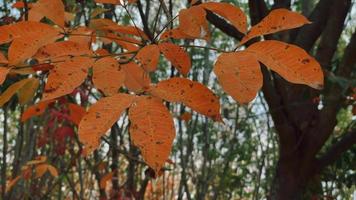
[5,176,21,193]
[0,67,11,85]
[129,96,175,174]
[158,43,191,76]
[68,103,86,125]
[121,62,151,93]
[47,165,58,177]
[29,0,65,27]
[21,100,52,122]
[0,78,36,107]
[240,9,311,45]
[100,172,114,189]
[214,52,262,104]
[78,94,135,155]
[0,21,60,45]
[247,40,324,89]
[92,57,125,96]
[34,164,47,178]
[18,77,40,105]
[136,44,160,72]
[200,2,247,34]
[149,78,221,121]
[42,57,94,101]
[8,36,55,65]
[179,6,209,39]
[159,28,196,40]
[35,41,92,62]
[0,52,8,64]
[68,27,95,48]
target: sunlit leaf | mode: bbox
[149,77,221,121]
[92,57,125,96]
[121,62,151,93]
[29,0,65,27]
[214,51,262,104]
[135,44,160,72]
[129,96,175,174]
[240,9,311,45]
[247,40,324,89]
[78,93,135,155]
[158,43,191,76]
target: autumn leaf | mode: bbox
[18,77,40,105]
[0,21,61,45]
[21,100,53,122]
[92,57,125,96]
[135,44,160,72]
[5,176,21,193]
[68,27,95,48]
[95,0,121,4]
[100,172,114,189]
[179,6,209,39]
[42,57,94,101]
[247,40,324,89]
[214,51,262,104]
[68,103,86,125]
[200,2,247,34]
[129,96,175,174]
[159,28,196,40]
[149,77,221,121]
[121,62,151,93]
[78,93,135,155]
[158,43,191,76]
[0,52,8,64]
[240,9,311,45]
[34,41,93,62]
[0,67,11,85]
[29,0,65,27]
[0,78,37,107]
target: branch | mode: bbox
[309,30,356,155]
[293,0,334,51]
[317,128,356,171]
[205,11,244,40]
[137,0,154,41]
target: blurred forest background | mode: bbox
[0,0,355,199]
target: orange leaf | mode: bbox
[100,172,114,189]
[34,164,48,178]
[0,67,11,85]
[26,156,47,165]
[129,96,175,174]
[68,27,95,48]
[90,18,148,40]
[8,34,59,65]
[121,62,151,93]
[68,103,86,125]
[159,28,196,40]
[0,78,37,107]
[240,9,311,45]
[136,44,160,72]
[34,41,93,62]
[42,57,94,101]
[78,93,135,155]
[47,165,58,177]
[5,176,21,193]
[214,51,262,104]
[158,43,191,76]
[21,100,52,122]
[29,0,65,27]
[179,6,209,39]
[12,2,33,9]
[92,57,125,96]
[0,21,60,45]
[149,78,221,121]
[200,2,247,34]
[247,40,324,89]
[0,52,8,64]
[180,112,192,122]
[17,77,40,105]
